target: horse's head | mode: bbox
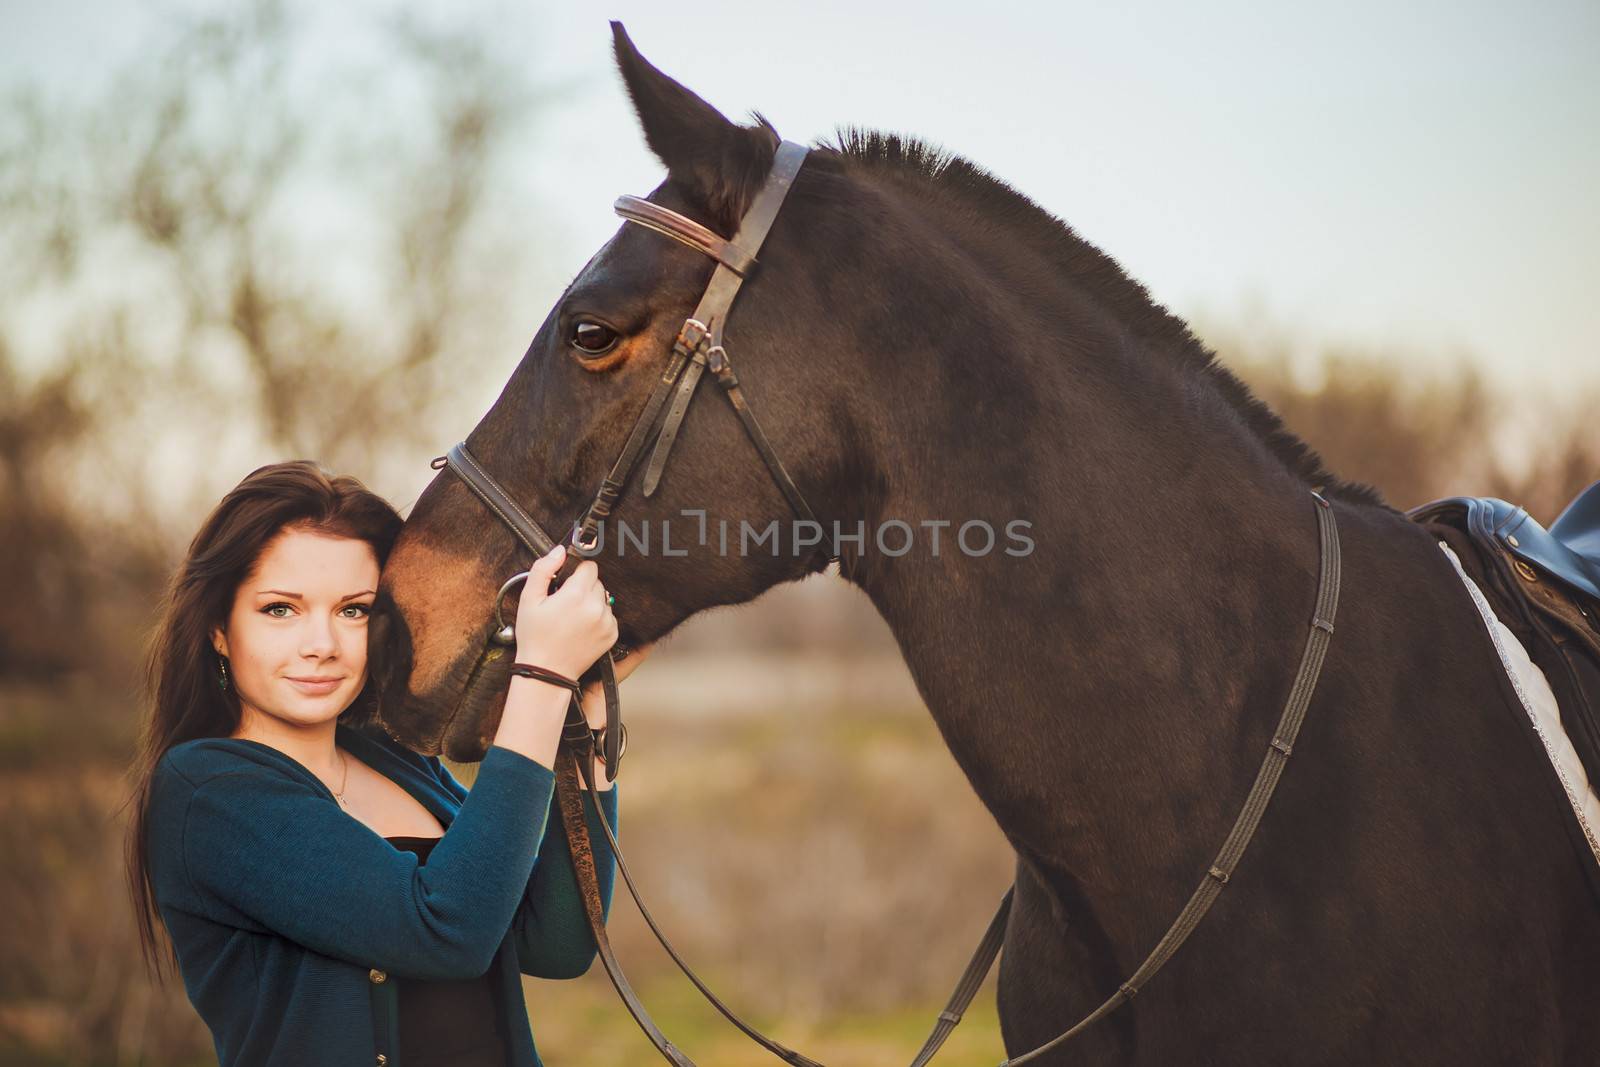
[373,25,877,757]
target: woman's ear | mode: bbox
[211,626,229,658]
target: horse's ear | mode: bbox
[611,21,779,232]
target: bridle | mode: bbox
[431,140,822,780]
[430,139,1345,1066]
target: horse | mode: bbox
[371,23,1600,1065]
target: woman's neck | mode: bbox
[231,706,344,785]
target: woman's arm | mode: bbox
[505,643,643,979]
[423,724,619,979]
[168,607,587,985]
[510,643,643,975]
[511,785,619,978]
[168,737,558,982]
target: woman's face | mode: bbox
[211,526,379,734]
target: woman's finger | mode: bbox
[518,544,566,608]
[557,559,598,594]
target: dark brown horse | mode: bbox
[372,24,1600,1065]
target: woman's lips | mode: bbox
[287,677,344,695]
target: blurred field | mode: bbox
[507,658,1014,1067]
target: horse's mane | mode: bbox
[816,128,1386,508]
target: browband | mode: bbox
[612,139,810,277]
[612,196,752,274]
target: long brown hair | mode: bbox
[123,460,403,980]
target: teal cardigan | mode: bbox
[146,720,618,1067]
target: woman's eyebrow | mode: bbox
[255,589,377,601]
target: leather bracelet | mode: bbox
[512,663,626,767]
[509,663,583,701]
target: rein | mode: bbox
[430,140,1345,1064]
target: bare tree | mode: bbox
[0,4,557,1061]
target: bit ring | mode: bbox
[491,571,530,646]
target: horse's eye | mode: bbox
[570,320,620,356]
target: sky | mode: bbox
[5,0,1598,398]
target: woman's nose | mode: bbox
[300,613,340,658]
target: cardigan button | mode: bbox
[369,968,387,984]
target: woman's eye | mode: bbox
[263,604,293,618]
[340,604,372,619]
[569,320,620,356]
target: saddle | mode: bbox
[1409,479,1600,787]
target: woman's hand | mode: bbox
[580,643,655,730]
[511,544,618,680]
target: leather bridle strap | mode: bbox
[864,491,1343,1066]
[436,140,830,1067]
[993,490,1342,1064]
[558,734,826,1067]
[433,443,624,776]
[611,196,756,276]
[555,490,1340,1067]
[906,885,1015,1067]
[554,746,696,1067]
[556,141,817,556]
[430,143,817,775]
[618,141,815,517]
[437,443,558,556]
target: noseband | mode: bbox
[427,140,1347,1067]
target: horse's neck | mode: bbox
[847,346,1342,936]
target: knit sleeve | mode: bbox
[512,784,619,979]
[179,744,556,981]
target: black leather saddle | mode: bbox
[1410,479,1600,795]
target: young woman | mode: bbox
[123,461,647,1067]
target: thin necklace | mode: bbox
[331,749,351,808]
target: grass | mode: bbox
[523,970,1006,1067]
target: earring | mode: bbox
[218,654,230,691]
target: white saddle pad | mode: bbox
[1439,541,1600,867]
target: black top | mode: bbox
[385,835,510,1067]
